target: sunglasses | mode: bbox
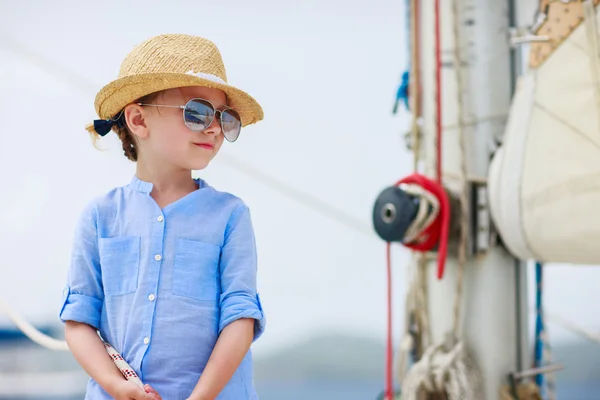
[137,98,242,142]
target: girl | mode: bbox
[59,34,266,400]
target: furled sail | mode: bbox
[489,1,600,263]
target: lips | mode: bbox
[194,142,214,150]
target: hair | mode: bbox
[89,92,160,162]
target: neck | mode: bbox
[135,155,197,195]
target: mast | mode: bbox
[417,0,529,398]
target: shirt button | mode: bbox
[143,337,150,345]
[154,254,162,261]
[157,215,164,222]
[148,294,156,301]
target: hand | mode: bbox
[144,384,163,400]
[109,380,160,400]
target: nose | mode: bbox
[204,113,222,136]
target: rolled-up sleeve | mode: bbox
[218,204,266,341]
[58,202,104,329]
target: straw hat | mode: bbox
[90,34,263,131]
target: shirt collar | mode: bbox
[128,175,205,194]
[129,175,154,194]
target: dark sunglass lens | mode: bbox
[221,109,242,142]
[184,99,214,131]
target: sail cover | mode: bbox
[489,2,600,263]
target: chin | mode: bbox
[187,158,211,171]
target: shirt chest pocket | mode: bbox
[173,239,220,302]
[99,236,141,296]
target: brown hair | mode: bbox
[89,92,160,162]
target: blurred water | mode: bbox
[2,381,600,400]
[1,374,598,399]
[255,381,600,400]
[256,380,386,400]
[2,340,599,399]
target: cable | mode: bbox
[0,31,374,238]
[434,0,442,183]
[385,242,393,400]
[218,154,373,236]
[0,297,68,351]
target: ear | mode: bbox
[124,104,149,139]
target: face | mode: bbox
[124,86,228,171]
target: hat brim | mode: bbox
[94,72,264,127]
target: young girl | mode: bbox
[59,34,266,400]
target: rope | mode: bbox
[395,0,437,365]
[532,262,557,399]
[402,341,482,400]
[0,297,144,387]
[383,180,444,399]
[383,177,447,399]
[218,154,373,236]
[0,31,375,239]
[400,0,483,396]
[104,342,144,389]
[396,253,431,382]
[541,330,557,400]
[499,382,542,400]
[393,0,427,389]
[385,243,394,400]
[400,183,440,244]
[533,263,545,387]
[415,255,431,354]
[543,311,600,344]
[0,297,69,351]
[451,0,468,341]
[434,0,442,182]
[384,5,445,389]
[409,0,422,172]
[397,174,450,280]
[396,263,416,384]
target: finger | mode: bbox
[128,386,150,400]
[144,384,160,395]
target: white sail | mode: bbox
[489,1,600,264]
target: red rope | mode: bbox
[415,0,422,119]
[382,174,449,399]
[385,242,393,400]
[383,2,443,397]
[397,174,450,280]
[434,0,442,182]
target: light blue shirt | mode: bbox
[59,175,266,399]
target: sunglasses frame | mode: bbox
[137,97,242,142]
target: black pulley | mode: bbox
[372,186,419,242]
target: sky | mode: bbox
[0,0,598,359]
